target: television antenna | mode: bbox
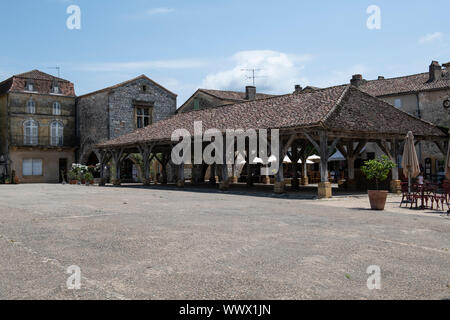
[241,68,264,86]
[48,66,61,78]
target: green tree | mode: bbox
[361,155,396,190]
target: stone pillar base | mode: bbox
[176,180,185,188]
[99,178,106,187]
[390,180,401,194]
[112,179,121,186]
[263,176,271,185]
[301,176,309,186]
[318,182,332,199]
[274,181,285,194]
[230,176,238,184]
[219,180,230,191]
[143,178,152,186]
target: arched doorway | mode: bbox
[86,152,99,166]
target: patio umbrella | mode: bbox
[401,131,420,192]
[298,159,314,164]
[445,137,450,180]
[283,155,292,164]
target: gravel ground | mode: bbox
[0,184,449,300]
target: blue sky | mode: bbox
[0,0,449,106]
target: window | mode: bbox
[193,98,200,111]
[22,159,42,176]
[142,85,147,92]
[136,107,151,128]
[27,99,36,114]
[23,120,38,145]
[25,81,34,92]
[53,102,61,115]
[51,81,60,94]
[394,98,402,108]
[50,121,64,146]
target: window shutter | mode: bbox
[23,159,33,176]
[32,159,42,176]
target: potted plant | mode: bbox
[84,172,94,186]
[68,170,78,184]
[361,155,396,210]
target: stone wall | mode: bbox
[77,77,177,163]
[8,92,77,145]
[179,92,229,113]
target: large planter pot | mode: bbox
[368,190,388,210]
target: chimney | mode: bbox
[350,74,366,87]
[443,62,450,69]
[294,85,303,93]
[245,86,256,100]
[429,61,442,82]
[378,76,385,80]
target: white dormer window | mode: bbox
[27,99,36,114]
[53,102,61,115]
[25,81,34,92]
[51,81,60,94]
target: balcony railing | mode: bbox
[10,135,77,148]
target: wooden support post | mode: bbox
[137,143,155,186]
[291,143,300,190]
[97,149,109,186]
[155,153,169,184]
[111,148,124,186]
[305,131,339,198]
[377,139,401,194]
[176,163,185,188]
[219,136,230,190]
[274,135,297,194]
[209,164,217,185]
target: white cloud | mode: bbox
[419,32,444,44]
[81,59,210,72]
[146,7,174,16]
[201,50,313,94]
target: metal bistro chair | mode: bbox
[400,182,412,207]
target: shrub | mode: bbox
[84,172,94,183]
[361,155,396,190]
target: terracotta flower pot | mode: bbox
[368,190,388,210]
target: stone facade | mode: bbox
[77,76,177,163]
[0,70,77,183]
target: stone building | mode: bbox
[349,61,450,179]
[0,70,77,183]
[177,86,275,113]
[76,75,177,165]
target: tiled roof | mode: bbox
[98,85,445,148]
[357,72,450,97]
[0,70,76,96]
[77,75,177,98]
[14,70,69,82]
[200,89,275,101]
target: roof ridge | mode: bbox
[78,74,177,98]
[13,69,70,82]
[364,72,428,83]
[321,85,351,125]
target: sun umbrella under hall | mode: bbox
[401,131,420,192]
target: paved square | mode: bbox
[0,184,449,300]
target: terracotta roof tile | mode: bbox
[358,72,450,97]
[98,85,445,148]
